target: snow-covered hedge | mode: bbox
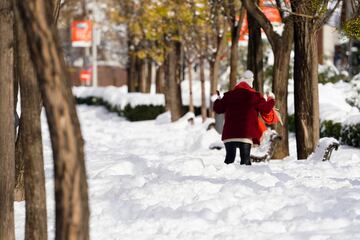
[75,93,165,121]
[318,64,349,84]
[288,115,360,148]
[122,104,165,121]
[320,120,342,140]
[73,86,166,121]
[346,74,360,111]
[341,115,360,148]
[73,86,165,108]
[341,124,360,147]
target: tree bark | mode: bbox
[292,2,320,159]
[164,40,183,121]
[247,6,264,93]
[13,5,25,202]
[317,27,324,65]
[13,3,48,238]
[135,56,142,91]
[0,0,15,238]
[208,60,215,117]
[210,31,227,119]
[17,0,90,239]
[199,56,207,122]
[188,61,195,113]
[155,64,165,93]
[52,0,61,23]
[139,58,148,93]
[271,22,293,159]
[14,122,25,201]
[242,0,292,159]
[146,59,152,93]
[210,32,226,96]
[127,52,137,92]
[229,20,240,89]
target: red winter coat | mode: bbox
[213,82,275,145]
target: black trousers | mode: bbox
[224,142,251,165]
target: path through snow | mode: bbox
[15,105,360,240]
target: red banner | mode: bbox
[237,5,282,42]
[80,69,92,85]
[262,6,281,23]
[72,20,92,47]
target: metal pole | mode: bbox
[92,26,98,87]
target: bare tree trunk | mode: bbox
[242,0,293,159]
[247,5,264,93]
[17,0,90,239]
[139,58,148,93]
[292,3,320,159]
[199,57,207,122]
[13,3,48,238]
[127,52,137,92]
[229,22,240,89]
[155,64,165,93]
[188,61,195,113]
[211,33,226,95]
[0,0,15,238]
[317,27,324,65]
[52,0,61,23]
[13,6,25,202]
[210,33,227,118]
[14,123,25,201]
[272,23,293,159]
[208,60,215,117]
[165,40,183,121]
[146,59,152,93]
[229,7,245,89]
[340,0,351,27]
[135,56,142,91]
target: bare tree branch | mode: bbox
[242,0,280,50]
[315,0,341,30]
[53,0,61,23]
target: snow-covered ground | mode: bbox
[15,105,360,239]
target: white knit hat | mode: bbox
[237,70,254,87]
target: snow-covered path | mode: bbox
[15,106,360,239]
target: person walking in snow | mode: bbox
[213,70,275,165]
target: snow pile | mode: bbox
[347,73,360,111]
[73,86,165,109]
[155,111,172,125]
[288,80,360,123]
[15,106,360,239]
[343,114,360,125]
[318,81,360,122]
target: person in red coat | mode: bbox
[213,70,275,165]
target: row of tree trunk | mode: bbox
[128,0,341,161]
[127,53,153,93]
[1,0,90,239]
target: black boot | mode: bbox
[239,142,251,165]
[224,142,237,164]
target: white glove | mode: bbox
[267,91,275,99]
[211,94,220,102]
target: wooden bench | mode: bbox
[210,133,340,162]
[209,130,282,162]
[308,137,340,161]
[250,131,281,162]
[321,141,340,161]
